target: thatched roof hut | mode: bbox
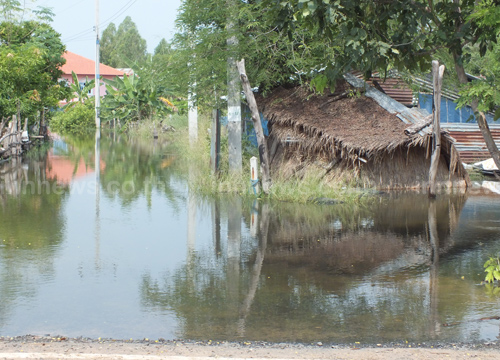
[256,74,470,190]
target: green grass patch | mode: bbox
[150,113,368,204]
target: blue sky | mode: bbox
[36,0,182,60]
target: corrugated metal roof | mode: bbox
[353,71,415,107]
[443,123,500,163]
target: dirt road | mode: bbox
[1,337,500,360]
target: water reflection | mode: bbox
[141,193,500,343]
[0,154,68,329]
[0,133,499,343]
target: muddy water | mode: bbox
[0,132,499,344]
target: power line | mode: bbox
[62,0,137,44]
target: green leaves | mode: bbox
[101,72,175,124]
[50,100,95,134]
[100,17,147,68]
[484,256,500,283]
[0,7,66,120]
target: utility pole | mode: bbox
[188,85,198,144]
[428,60,445,198]
[226,0,242,172]
[95,0,101,128]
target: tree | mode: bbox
[100,72,176,124]
[0,11,68,122]
[100,16,147,68]
[100,22,117,67]
[172,0,326,108]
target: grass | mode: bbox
[130,113,369,204]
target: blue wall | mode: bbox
[419,93,494,124]
[242,105,269,147]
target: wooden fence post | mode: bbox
[236,59,272,194]
[428,60,445,198]
[210,109,221,174]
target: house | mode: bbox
[255,74,470,190]
[358,72,500,163]
[59,51,125,105]
[412,74,500,163]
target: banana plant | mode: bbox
[62,71,95,109]
[101,74,174,124]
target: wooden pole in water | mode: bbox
[428,60,445,198]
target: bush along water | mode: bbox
[50,99,95,134]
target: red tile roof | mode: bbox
[61,51,124,77]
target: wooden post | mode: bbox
[428,60,445,198]
[210,109,221,174]
[12,115,18,156]
[250,156,259,195]
[236,59,272,194]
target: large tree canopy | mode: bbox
[173,0,500,166]
[172,0,332,108]
[100,16,147,68]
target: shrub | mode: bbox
[50,101,95,134]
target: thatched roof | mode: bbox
[255,74,470,188]
[257,82,413,161]
[258,75,460,162]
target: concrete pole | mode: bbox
[188,86,198,144]
[226,0,242,172]
[95,0,101,128]
[250,156,259,195]
[428,60,445,198]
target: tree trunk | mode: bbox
[454,54,500,170]
[236,59,272,194]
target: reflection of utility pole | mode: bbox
[187,166,197,281]
[237,203,270,337]
[428,200,440,338]
[227,197,241,309]
[95,129,101,270]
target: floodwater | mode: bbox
[1,131,500,344]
